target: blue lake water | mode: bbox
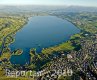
[9,16,80,65]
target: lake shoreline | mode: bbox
[9,16,80,66]
[0,17,29,56]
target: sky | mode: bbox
[0,0,97,7]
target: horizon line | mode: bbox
[0,4,97,8]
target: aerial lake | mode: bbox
[9,16,80,65]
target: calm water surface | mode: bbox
[9,16,80,65]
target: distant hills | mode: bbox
[0,5,97,13]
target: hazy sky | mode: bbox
[0,0,97,7]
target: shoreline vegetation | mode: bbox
[0,16,28,61]
[12,49,23,55]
